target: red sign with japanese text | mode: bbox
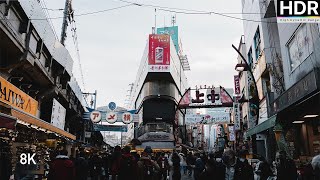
[234,75,240,95]
[148,34,170,72]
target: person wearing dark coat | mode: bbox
[48,150,75,180]
[213,149,254,180]
[75,151,89,180]
[275,151,297,180]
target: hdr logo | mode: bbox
[277,0,320,23]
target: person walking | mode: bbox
[311,154,320,179]
[275,151,297,180]
[186,152,195,177]
[214,149,254,180]
[157,152,169,180]
[199,159,217,180]
[170,152,181,180]
[137,146,160,180]
[110,146,122,180]
[48,149,75,180]
[254,155,272,180]
[117,146,137,180]
[75,151,89,180]
[193,153,205,180]
[180,153,187,175]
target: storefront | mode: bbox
[271,68,320,167]
[0,76,77,178]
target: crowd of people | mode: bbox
[46,146,320,180]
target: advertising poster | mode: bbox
[233,103,241,130]
[148,34,170,72]
[51,98,66,130]
[157,26,179,53]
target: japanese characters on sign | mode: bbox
[106,112,117,124]
[90,111,102,123]
[0,76,38,116]
[234,75,240,95]
[233,103,241,130]
[51,98,66,130]
[148,34,170,72]
[122,112,133,124]
[228,125,236,141]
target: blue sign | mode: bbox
[157,26,179,53]
[92,124,127,132]
[108,102,117,111]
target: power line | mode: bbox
[116,0,276,23]
[0,4,133,20]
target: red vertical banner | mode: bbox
[234,75,240,95]
[148,34,170,72]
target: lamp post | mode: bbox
[232,44,260,154]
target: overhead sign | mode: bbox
[228,125,236,141]
[106,112,117,124]
[108,102,117,111]
[157,26,179,53]
[92,124,127,132]
[0,76,38,116]
[148,34,170,72]
[185,112,230,125]
[90,111,102,123]
[50,99,66,130]
[233,103,241,130]
[122,112,133,124]
[138,132,175,142]
[178,86,234,109]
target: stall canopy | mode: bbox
[0,112,17,130]
[245,115,277,138]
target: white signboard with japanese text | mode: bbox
[233,103,241,130]
[51,98,66,130]
[185,108,231,125]
[228,125,236,142]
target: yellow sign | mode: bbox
[0,76,38,116]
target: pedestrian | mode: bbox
[48,149,75,180]
[157,152,169,180]
[180,153,187,175]
[89,153,104,180]
[110,146,122,180]
[254,155,272,180]
[137,146,160,180]
[199,159,217,180]
[75,151,89,180]
[186,152,195,177]
[117,146,137,180]
[193,153,205,180]
[170,152,181,180]
[311,154,320,179]
[275,151,297,180]
[214,149,254,180]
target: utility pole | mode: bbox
[61,0,72,45]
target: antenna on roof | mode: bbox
[152,8,157,34]
[172,14,176,26]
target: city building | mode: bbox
[238,0,284,161]
[0,1,102,177]
[130,27,189,151]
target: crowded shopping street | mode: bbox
[1,0,320,179]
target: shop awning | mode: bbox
[0,112,17,130]
[245,115,277,138]
[11,109,76,140]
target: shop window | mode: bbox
[287,24,313,71]
[247,47,253,68]
[254,27,261,61]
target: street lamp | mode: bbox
[232,44,260,154]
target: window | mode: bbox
[288,24,313,71]
[247,47,253,68]
[254,27,261,60]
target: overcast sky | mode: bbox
[44,0,244,108]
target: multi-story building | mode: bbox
[130,28,189,151]
[269,0,320,164]
[238,0,284,161]
[239,0,320,164]
[0,1,102,177]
